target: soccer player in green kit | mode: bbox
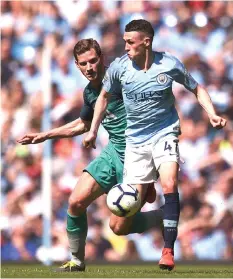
[18,39,163,271]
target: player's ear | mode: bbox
[144,37,151,47]
[75,60,80,69]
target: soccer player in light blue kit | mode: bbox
[84,20,227,270]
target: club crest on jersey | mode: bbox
[157,73,168,85]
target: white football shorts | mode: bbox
[123,133,180,184]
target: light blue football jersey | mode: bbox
[103,52,198,145]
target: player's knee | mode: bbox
[162,177,178,194]
[110,224,129,236]
[109,220,129,236]
[68,195,87,214]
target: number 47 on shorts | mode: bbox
[164,139,178,154]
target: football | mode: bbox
[106,183,141,217]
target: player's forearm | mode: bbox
[193,85,216,117]
[46,119,89,139]
[89,91,108,134]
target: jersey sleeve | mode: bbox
[103,59,122,93]
[171,57,198,91]
[79,91,94,121]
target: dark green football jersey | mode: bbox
[80,82,126,162]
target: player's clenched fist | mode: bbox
[17,133,47,145]
[209,114,227,130]
[83,131,97,149]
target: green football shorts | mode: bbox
[84,143,124,193]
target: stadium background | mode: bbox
[1,0,233,264]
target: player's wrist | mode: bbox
[44,131,51,139]
[89,129,98,137]
[207,111,217,119]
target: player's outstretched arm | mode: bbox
[192,84,227,129]
[17,118,91,145]
[83,89,109,149]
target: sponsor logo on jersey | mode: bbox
[102,110,117,124]
[125,88,170,102]
[157,73,168,85]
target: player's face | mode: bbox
[123,31,149,60]
[75,48,103,81]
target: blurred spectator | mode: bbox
[1,0,233,263]
[179,118,210,181]
[179,203,231,260]
[87,220,114,261]
[1,38,16,85]
[121,240,140,261]
[132,228,181,261]
[16,61,42,96]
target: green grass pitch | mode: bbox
[1,263,233,278]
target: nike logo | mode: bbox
[125,80,135,85]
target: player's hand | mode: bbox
[83,131,97,149]
[209,114,227,129]
[17,133,47,145]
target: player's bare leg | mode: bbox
[158,162,179,271]
[59,172,104,272]
[109,184,163,235]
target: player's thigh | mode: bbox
[152,135,180,193]
[69,171,104,211]
[85,144,120,193]
[123,144,157,184]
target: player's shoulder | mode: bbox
[118,53,129,64]
[160,51,178,63]
[110,54,129,68]
[155,51,182,69]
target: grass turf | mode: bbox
[1,263,233,278]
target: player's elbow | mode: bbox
[193,84,206,96]
[73,122,90,136]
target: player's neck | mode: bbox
[90,79,102,90]
[90,66,106,89]
[144,49,155,72]
[134,50,154,72]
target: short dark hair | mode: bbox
[73,39,101,61]
[125,19,154,39]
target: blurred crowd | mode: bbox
[1,1,233,262]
